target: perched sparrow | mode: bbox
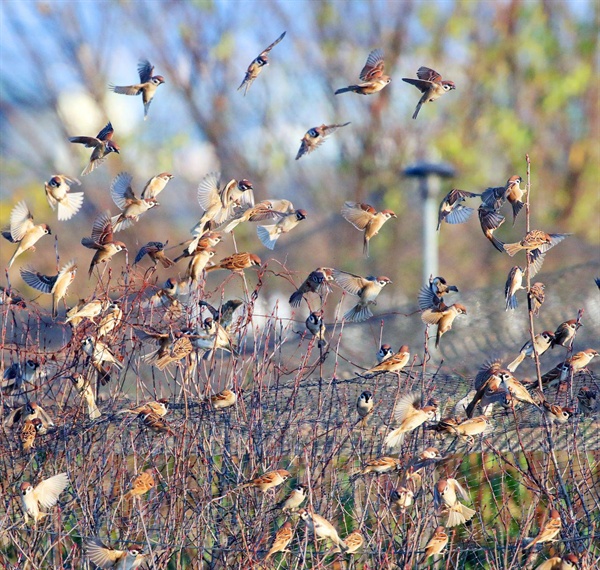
[237,469,291,493]
[356,456,399,476]
[257,208,307,250]
[365,345,410,375]
[390,487,414,510]
[295,123,350,160]
[175,230,222,262]
[124,469,156,499]
[478,204,505,252]
[4,201,51,268]
[84,537,146,569]
[154,330,194,370]
[138,410,175,436]
[384,392,437,450]
[69,121,120,176]
[4,401,54,429]
[110,172,159,232]
[408,447,444,473]
[534,554,579,570]
[81,212,127,278]
[402,66,456,119]
[333,270,391,322]
[185,248,216,284]
[505,266,525,310]
[206,252,261,273]
[434,478,476,527]
[109,58,165,120]
[335,49,391,95]
[356,391,374,422]
[20,472,69,523]
[504,230,569,275]
[551,319,580,349]
[133,241,174,269]
[82,336,123,385]
[438,415,490,444]
[238,31,286,95]
[44,175,84,221]
[341,202,396,257]
[141,278,183,315]
[340,530,363,554]
[419,526,449,564]
[275,484,306,512]
[289,267,334,307]
[507,331,555,372]
[21,419,39,452]
[125,400,169,417]
[97,301,123,338]
[299,509,348,551]
[305,311,327,349]
[0,286,26,308]
[538,393,575,425]
[65,299,106,327]
[70,373,102,420]
[20,259,77,317]
[437,188,479,229]
[528,282,545,316]
[194,317,238,356]
[2,359,39,392]
[140,172,173,200]
[504,175,525,223]
[264,521,294,561]
[542,349,598,385]
[577,386,598,415]
[418,276,459,310]
[524,509,561,549]
[206,389,238,410]
[421,303,467,348]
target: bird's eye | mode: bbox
[308,129,318,137]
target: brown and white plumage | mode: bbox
[81,212,127,278]
[365,345,410,374]
[84,537,146,569]
[339,530,363,554]
[419,526,449,564]
[70,373,102,420]
[110,172,159,232]
[133,241,174,268]
[289,267,334,307]
[335,49,391,95]
[44,175,84,221]
[505,266,525,310]
[524,509,562,549]
[434,478,476,527]
[534,554,579,570]
[341,201,396,256]
[20,259,77,317]
[124,469,156,499]
[295,123,350,160]
[384,392,437,450]
[237,469,291,493]
[238,31,286,95]
[69,122,120,175]
[140,172,173,200]
[206,252,262,273]
[20,472,69,523]
[437,189,479,229]
[333,270,391,322]
[402,66,456,119]
[299,509,348,551]
[4,201,51,268]
[206,389,238,410]
[421,303,467,348]
[264,521,294,561]
[257,208,307,250]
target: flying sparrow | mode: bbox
[154,330,194,370]
[421,303,467,348]
[356,390,374,423]
[505,266,525,310]
[140,172,173,200]
[69,121,120,176]
[299,509,348,552]
[175,230,222,262]
[340,201,396,257]
[44,175,84,221]
[295,123,350,160]
[109,58,165,120]
[356,456,399,477]
[133,241,174,269]
[193,317,238,356]
[577,386,598,415]
[507,331,555,372]
[503,175,525,223]
[541,349,598,385]
[81,212,127,278]
[124,469,156,499]
[551,319,580,349]
[438,415,490,444]
[264,521,294,561]
[437,188,479,229]
[2,359,39,392]
[70,373,102,420]
[206,252,261,273]
[215,198,287,234]
[524,509,561,549]
[110,172,159,232]
[82,336,123,384]
[384,392,437,450]
[237,469,291,493]
[20,472,69,523]
[402,66,456,119]
[65,299,106,327]
[198,299,244,331]
[4,401,54,429]
[365,345,410,375]
[238,31,286,95]
[504,230,569,275]
[257,208,307,250]
[305,311,327,349]
[20,259,77,317]
[206,389,238,410]
[419,526,449,564]
[534,554,579,570]
[333,270,391,322]
[289,267,334,307]
[185,247,216,284]
[4,201,51,268]
[434,478,476,527]
[418,276,459,310]
[84,536,146,569]
[274,484,307,512]
[478,204,505,252]
[335,48,391,95]
[97,301,123,338]
[528,282,545,316]
[339,530,363,554]
[138,410,175,436]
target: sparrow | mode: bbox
[44,175,84,221]
[110,172,159,232]
[384,392,438,450]
[81,212,127,278]
[69,121,120,176]
[390,487,414,511]
[257,208,307,250]
[2,359,39,392]
[419,526,449,564]
[140,278,183,315]
[21,419,39,452]
[238,31,286,95]
[4,201,51,268]
[408,447,444,472]
[332,270,391,322]
[275,484,306,512]
[97,301,123,338]
[153,330,194,370]
[365,345,410,375]
[295,123,350,160]
[20,259,77,317]
[305,311,327,349]
[356,391,374,423]
[119,400,169,417]
[541,349,598,385]
[577,386,598,415]
[4,401,54,428]
[402,66,456,119]
[504,175,525,223]
[20,472,69,523]
[264,521,294,561]
[376,343,394,363]
[84,537,147,569]
[198,299,244,330]
[537,391,575,424]
[215,198,287,234]
[339,531,363,554]
[437,189,479,229]
[551,319,581,349]
[504,230,569,275]
[194,317,238,356]
[507,331,555,372]
[175,230,222,262]
[82,336,123,384]
[299,509,348,551]
[524,509,561,549]
[289,267,335,307]
[438,415,490,444]
[421,303,467,348]
[534,554,579,570]
[418,276,459,310]
[70,373,102,420]
[65,299,106,327]
[335,48,391,95]
[140,172,173,200]
[138,410,175,436]
[478,204,505,252]
[341,202,396,257]
[206,252,262,273]
[237,469,291,493]
[109,58,165,120]
[206,389,238,410]
[528,282,545,316]
[434,478,476,527]
[124,469,156,499]
[133,241,174,269]
[0,286,26,308]
[505,266,525,310]
[355,456,399,477]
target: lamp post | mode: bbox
[404,162,456,284]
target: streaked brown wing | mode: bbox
[69,136,101,148]
[401,77,432,93]
[90,211,114,245]
[96,122,114,141]
[260,31,286,56]
[138,59,154,83]
[111,84,143,96]
[360,49,385,81]
[416,66,442,83]
[332,269,368,296]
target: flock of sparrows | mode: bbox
[1,31,598,570]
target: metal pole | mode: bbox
[421,176,439,282]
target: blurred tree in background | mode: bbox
[1,0,598,303]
